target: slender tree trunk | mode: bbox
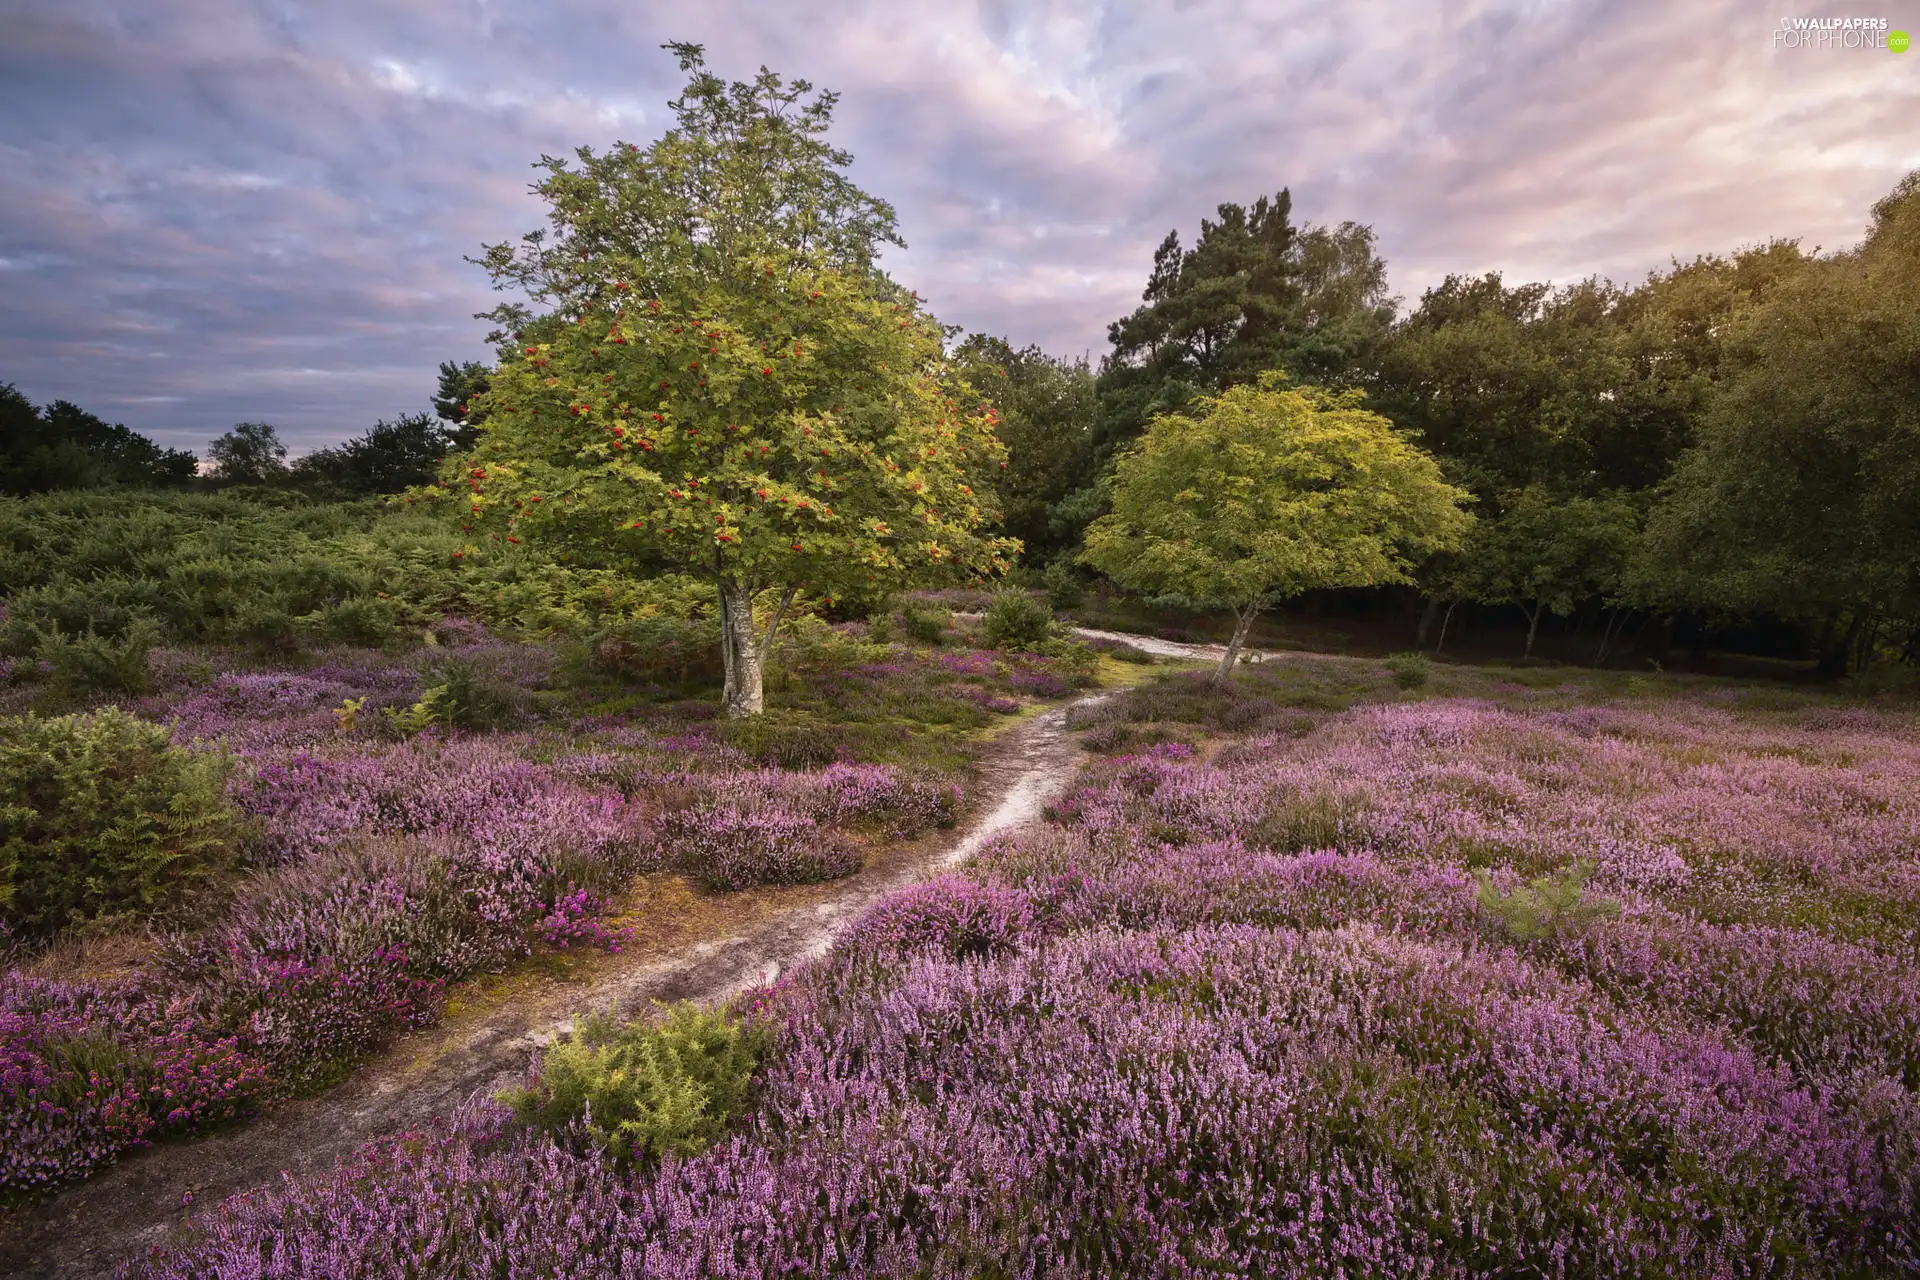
[1435,600,1458,654]
[1593,607,1627,667]
[1415,597,1442,649]
[758,585,799,670]
[1213,608,1257,686]
[718,581,765,718]
[1856,611,1881,675]
[1523,603,1543,660]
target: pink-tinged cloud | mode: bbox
[0,0,1915,451]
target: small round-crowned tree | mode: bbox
[427,44,1016,715]
[1080,373,1472,683]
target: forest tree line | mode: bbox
[6,170,1916,673]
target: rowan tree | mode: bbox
[427,44,1015,715]
[1081,374,1471,682]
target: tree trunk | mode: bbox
[1415,597,1442,649]
[1593,607,1627,667]
[1435,600,1458,654]
[1213,608,1257,686]
[1523,603,1543,660]
[1856,612,1881,674]
[758,585,799,670]
[718,581,765,718]
[1815,610,1863,679]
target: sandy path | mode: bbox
[0,694,1107,1279]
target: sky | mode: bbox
[1,0,1916,456]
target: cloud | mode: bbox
[0,0,1915,450]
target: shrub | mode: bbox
[229,599,300,654]
[841,875,1038,965]
[660,806,861,891]
[896,601,951,646]
[1474,860,1621,943]
[1384,651,1431,690]
[1040,560,1086,610]
[1248,790,1361,853]
[502,1002,765,1166]
[591,616,723,685]
[718,711,840,768]
[0,708,237,939]
[1028,637,1099,685]
[981,590,1054,651]
[1082,634,1156,664]
[310,595,402,647]
[30,617,159,694]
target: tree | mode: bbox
[1632,172,1920,672]
[0,385,197,493]
[950,334,1095,564]
[433,360,493,446]
[1060,201,1396,553]
[207,421,289,484]
[435,43,1015,716]
[1080,373,1472,682]
[1449,487,1640,659]
[293,411,454,494]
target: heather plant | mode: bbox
[2,972,267,1194]
[0,708,237,939]
[716,709,840,768]
[1247,787,1364,853]
[840,874,1039,965]
[1079,632,1156,664]
[657,806,860,891]
[502,1002,766,1166]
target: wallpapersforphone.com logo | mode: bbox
[1773,16,1909,49]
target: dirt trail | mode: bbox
[1073,626,1279,664]
[0,694,1108,1279]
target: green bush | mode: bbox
[981,590,1054,651]
[1474,860,1621,943]
[1040,560,1086,610]
[229,599,301,654]
[310,595,403,647]
[502,1002,765,1166]
[31,617,160,695]
[896,601,951,646]
[1384,652,1431,691]
[0,708,238,939]
[1028,637,1100,685]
